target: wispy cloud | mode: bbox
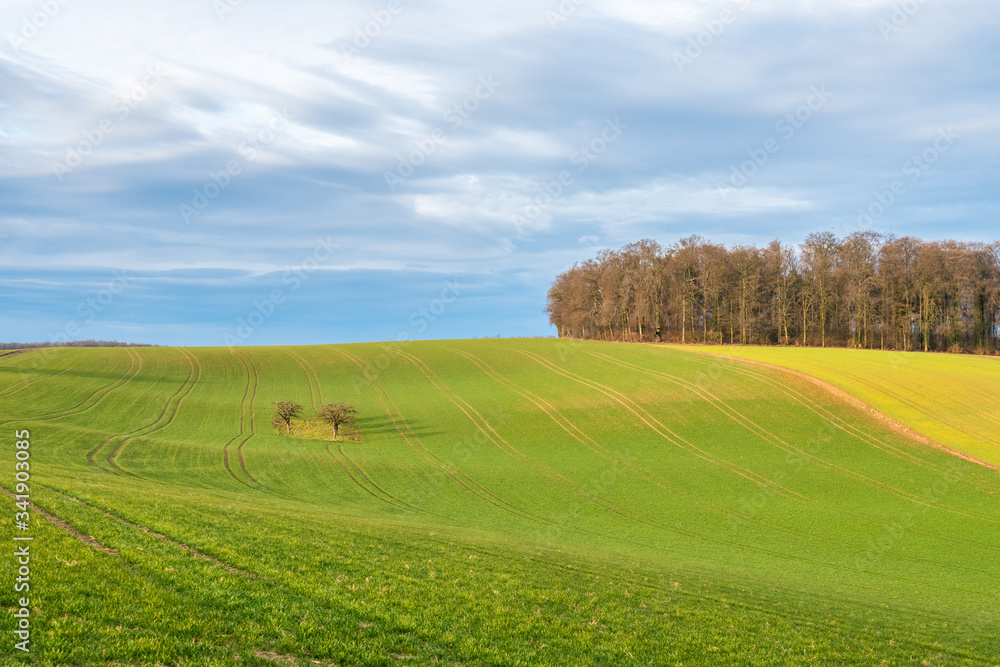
[0,0,997,343]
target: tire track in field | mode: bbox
[281,347,419,509]
[446,347,886,551]
[513,349,811,504]
[324,445,450,520]
[0,485,118,554]
[223,351,258,487]
[281,347,324,411]
[674,349,1000,478]
[395,342,838,561]
[830,365,1000,450]
[279,346,427,513]
[88,348,202,475]
[661,347,1000,479]
[764,354,1000,453]
[438,537,1000,618]
[358,345,975,575]
[0,347,142,428]
[656,349,1000,525]
[283,347,441,516]
[43,486,257,577]
[395,347,741,534]
[235,355,261,484]
[324,444,406,508]
[658,348,1000,484]
[0,365,76,399]
[334,348,552,524]
[583,349,978,510]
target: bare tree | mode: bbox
[273,400,303,434]
[319,403,358,439]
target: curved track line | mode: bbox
[654,349,1000,525]
[659,348,1000,483]
[325,445,446,519]
[281,347,444,517]
[513,349,811,504]
[235,355,261,484]
[0,347,142,428]
[325,444,404,507]
[333,348,552,525]
[94,348,202,475]
[673,348,1000,476]
[445,347,891,552]
[0,364,76,399]
[281,347,325,410]
[583,349,981,511]
[394,347,690,531]
[223,351,257,487]
[349,346,1000,582]
[0,485,118,554]
[44,486,256,577]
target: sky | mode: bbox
[0,0,997,346]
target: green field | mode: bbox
[674,345,1000,469]
[2,340,999,665]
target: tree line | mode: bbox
[0,340,158,349]
[546,232,1000,354]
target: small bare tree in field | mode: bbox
[319,403,358,439]
[273,400,303,434]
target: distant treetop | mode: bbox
[0,340,160,350]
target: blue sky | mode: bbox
[1,0,997,346]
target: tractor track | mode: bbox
[445,346,907,554]
[87,348,202,475]
[673,348,1000,477]
[334,348,554,525]
[281,347,325,410]
[283,348,438,516]
[43,486,257,577]
[513,348,812,504]
[0,365,76,400]
[660,348,1000,527]
[223,351,259,487]
[236,355,261,484]
[394,347,694,532]
[583,349,986,513]
[0,347,142,428]
[1,485,118,554]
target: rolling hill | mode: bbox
[1,340,998,665]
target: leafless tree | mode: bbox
[273,400,303,434]
[547,233,1000,354]
[319,403,358,439]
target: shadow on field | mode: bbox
[356,415,442,439]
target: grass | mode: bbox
[672,344,1000,468]
[1,340,999,665]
